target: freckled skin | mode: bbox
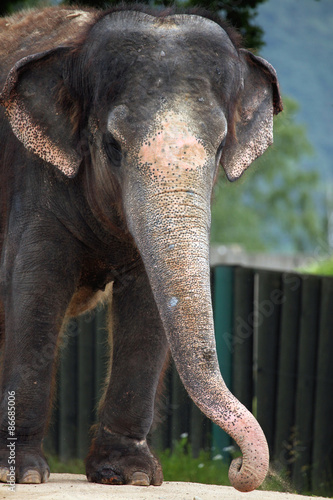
[5,96,79,177]
[0,6,281,492]
[139,110,208,174]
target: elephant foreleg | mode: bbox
[0,220,81,483]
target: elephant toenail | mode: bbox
[42,469,50,482]
[0,467,10,482]
[21,470,42,483]
[130,471,150,486]
[99,467,123,484]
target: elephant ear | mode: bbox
[0,47,81,178]
[221,49,283,181]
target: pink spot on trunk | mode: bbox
[138,110,207,176]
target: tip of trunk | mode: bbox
[228,452,269,492]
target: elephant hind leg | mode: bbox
[86,429,163,486]
[85,267,168,486]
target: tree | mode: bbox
[211,97,326,253]
[183,0,267,49]
[0,0,39,15]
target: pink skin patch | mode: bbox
[138,110,208,176]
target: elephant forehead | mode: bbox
[138,110,208,173]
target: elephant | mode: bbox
[0,5,282,492]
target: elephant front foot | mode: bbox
[0,446,50,484]
[85,427,163,486]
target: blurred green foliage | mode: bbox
[300,256,333,276]
[257,0,333,185]
[183,0,267,49]
[0,0,40,15]
[211,97,326,253]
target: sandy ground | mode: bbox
[0,474,329,500]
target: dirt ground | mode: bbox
[0,474,329,500]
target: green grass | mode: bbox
[158,437,230,485]
[47,455,85,475]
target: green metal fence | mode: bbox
[45,265,333,495]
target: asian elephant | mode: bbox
[0,5,282,492]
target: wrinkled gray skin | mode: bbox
[0,7,282,492]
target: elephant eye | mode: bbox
[217,137,226,154]
[103,133,122,167]
[216,136,226,162]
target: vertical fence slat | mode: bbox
[150,366,172,452]
[43,392,59,456]
[232,267,254,412]
[312,277,333,495]
[274,273,302,466]
[256,270,282,457]
[59,321,78,461]
[94,306,109,413]
[212,266,234,455]
[170,362,190,447]
[292,275,321,492]
[190,403,206,458]
[77,313,96,459]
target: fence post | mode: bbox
[312,277,333,495]
[292,275,321,492]
[274,273,302,468]
[170,362,190,448]
[43,391,59,457]
[256,270,282,458]
[232,267,255,412]
[212,265,234,457]
[58,319,78,461]
[77,313,96,459]
[94,306,110,411]
[190,402,206,458]
[150,365,172,452]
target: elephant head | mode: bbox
[0,9,282,491]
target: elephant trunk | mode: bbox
[120,106,269,490]
[124,179,269,491]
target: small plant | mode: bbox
[158,434,230,485]
[47,455,85,475]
